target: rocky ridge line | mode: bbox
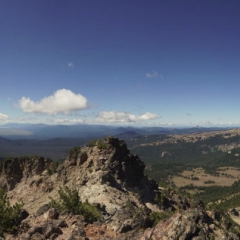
[0,136,239,239]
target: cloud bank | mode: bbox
[0,113,8,120]
[19,89,88,115]
[54,118,83,124]
[95,111,159,123]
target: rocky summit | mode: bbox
[0,137,238,239]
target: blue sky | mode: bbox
[1,0,240,127]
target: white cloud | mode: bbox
[146,71,159,78]
[54,118,83,124]
[18,89,88,115]
[68,62,74,68]
[95,111,159,123]
[0,113,8,121]
[151,121,175,126]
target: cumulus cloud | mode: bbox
[146,71,159,78]
[18,89,88,115]
[0,113,8,120]
[95,111,159,123]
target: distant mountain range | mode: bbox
[0,123,234,160]
[0,123,232,140]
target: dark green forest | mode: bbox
[126,133,240,207]
[127,133,240,179]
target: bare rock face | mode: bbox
[0,156,52,190]
[67,150,88,167]
[1,136,237,239]
[105,137,146,187]
[0,158,24,190]
[44,208,59,220]
[142,208,211,240]
[23,219,67,240]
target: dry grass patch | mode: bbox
[217,167,240,179]
[171,167,240,188]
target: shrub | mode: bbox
[47,160,59,175]
[80,200,102,223]
[86,139,97,147]
[69,146,81,156]
[125,200,134,211]
[154,192,165,206]
[191,176,199,180]
[96,139,107,150]
[88,168,93,173]
[32,154,39,159]
[49,186,81,214]
[0,186,24,234]
[49,186,101,223]
[86,139,107,149]
[204,180,215,184]
[3,157,14,162]
[150,211,175,227]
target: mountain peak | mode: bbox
[0,137,233,239]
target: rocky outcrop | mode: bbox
[1,136,239,239]
[0,156,52,190]
[142,208,212,240]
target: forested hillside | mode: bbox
[127,129,240,207]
